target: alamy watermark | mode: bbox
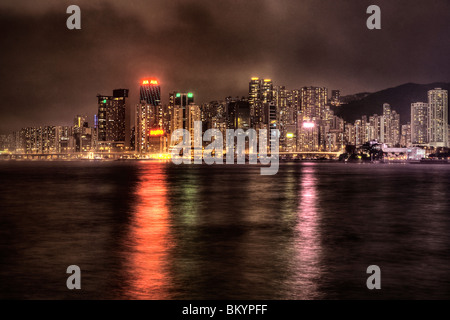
[366,265,381,290]
[170,121,280,175]
[66,5,380,31]
[66,265,81,290]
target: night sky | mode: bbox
[1,0,450,133]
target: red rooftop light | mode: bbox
[142,79,159,85]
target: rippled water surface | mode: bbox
[0,161,449,299]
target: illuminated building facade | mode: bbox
[248,77,273,127]
[97,89,128,151]
[330,90,341,106]
[400,123,411,147]
[428,88,448,148]
[296,87,328,151]
[136,80,166,153]
[170,92,195,133]
[73,115,93,152]
[300,87,327,121]
[140,79,161,106]
[411,102,429,145]
[382,103,401,146]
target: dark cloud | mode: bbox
[1,0,450,133]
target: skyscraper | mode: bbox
[331,90,341,106]
[260,79,273,104]
[140,79,161,106]
[97,89,128,150]
[428,88,448,148]
[297,87,327,151]
[400,123,411,147]
[226,99,251,130]
[411,102,429,145]
[249,77,261,108]
[300,87,328,121]
[170,92,195,133]
[248,77,273,127]
[136,79,165,153]
[382,103,400,146]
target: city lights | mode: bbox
[142,79,159,85]
[149,129,164,136]
[0,76,446,163]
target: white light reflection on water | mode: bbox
[292,163,323,299]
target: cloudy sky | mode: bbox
[1,0,449,133]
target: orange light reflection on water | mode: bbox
[124,163,172,299]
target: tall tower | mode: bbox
[428,88,448,148]
[249,77,261,108]
[331,90,341,106]
[140,79,161,106]
[411,102,429,145]
[136,79,164,153]
[97,89,128,151]
[170,92,195,133]
[260,79,273,104]
[300,87,328,121]
[248,77,273,127]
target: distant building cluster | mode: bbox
[0,79,448,156]
[346,103,401,148]
[411,88,449,148]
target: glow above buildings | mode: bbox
[142,79,159,85]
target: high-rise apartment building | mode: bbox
[248,77,273,127]
[411,102,429,145]
[97,89,128,150]
[170,92,195,133]
[428,88,448,148]
[300,87,328,121]
[330,90,341,106]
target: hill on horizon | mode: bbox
[333,82,450,125]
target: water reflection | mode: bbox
[123,162,172,299]
[1,162,450,299]
[293,163,323,299]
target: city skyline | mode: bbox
[1,74,448,160]
[1,0,450,133]
[2,1,450,303]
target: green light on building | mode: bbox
[187,93,193,98]
[103,99,107,103]
[176,93,181,98]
